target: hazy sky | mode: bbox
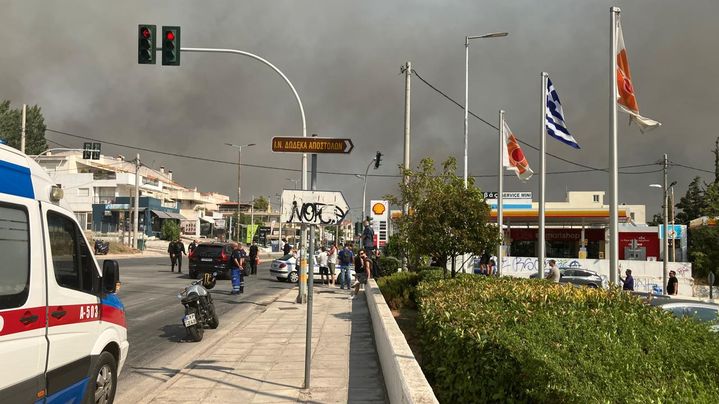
[2,0,717,219]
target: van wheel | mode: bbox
[288,271,299,283]
[86,351,117,404]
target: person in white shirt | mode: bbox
[318,247,330,285]
[327,243,338,286]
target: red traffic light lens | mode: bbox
[141,28,151,39]
[166,31,175,41]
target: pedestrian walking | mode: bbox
[327,242,338,286]
[173,239,186,273]
[230,242,247,294]
[361,219,375,252]
[249,241,259,275]
[479,251,491,275]
[667,270,679,295]
[282,238,292,256]
[350,249,372,299]
[318,247,329,285]
[337,244,354,289]
[619,269,635,291]
[546,259,561,283]
[167,240,177,272]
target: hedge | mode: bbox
[377,256,401,277]
[414,276,719,403]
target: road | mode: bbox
[113,255,296,403]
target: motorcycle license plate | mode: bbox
[183,313,197,327]
[201,258,213,262]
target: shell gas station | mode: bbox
[486,191,686,261]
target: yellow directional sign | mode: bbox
[272,136,354,154]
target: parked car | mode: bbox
[530,268,608,289]
[270,254,355,283]
[188,242,234,279]
[649,299,719,332]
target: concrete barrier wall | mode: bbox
[365,279,439,404]
[494,256,694,296]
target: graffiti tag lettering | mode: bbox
[287,200,347,225]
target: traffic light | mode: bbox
[161,26,181,66]
[91,143,101,160]
[83,143,92,159]
[138,25,156,64]
[374,151,382,169]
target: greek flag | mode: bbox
[546,77,580,149]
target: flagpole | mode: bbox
[609,7,620,285]
[498,109,505,276]
[539,72,548,278]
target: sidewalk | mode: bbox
[138,285,388,403]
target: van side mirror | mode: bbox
[103,260,120,293]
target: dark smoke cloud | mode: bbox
[1,0,717,218]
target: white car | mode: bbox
[270,254,354,283]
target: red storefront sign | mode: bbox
[618,232,659,260]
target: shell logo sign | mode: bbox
[370,200,389,247]
[372,202,386,216]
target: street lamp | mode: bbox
[464,32,509,188]
[357,157,377,223]
[226,142,256,241]
[649,179,677,293]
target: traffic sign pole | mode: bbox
[304,151,318,389]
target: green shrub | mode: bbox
[416,276,719,403]
[377,271,420,310]
[377,256,401,277]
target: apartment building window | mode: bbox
[593,194,600,202]
[78,188,90,197]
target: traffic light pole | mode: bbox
[179,47,310,303]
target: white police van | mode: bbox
[0,144,128,403]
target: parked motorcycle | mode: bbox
[177,272,219,342]
[94,239,110,255]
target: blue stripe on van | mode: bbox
[43,377,89,404]
[0,160,34,199]
[101,293,125,311]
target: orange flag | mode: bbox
[502,121,533,181]
[616,19,661,132]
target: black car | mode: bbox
[188,242,234,279]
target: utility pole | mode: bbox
[402,61,411,271]
[20,104,26,153]
[133,154,140,249]
[304,150,318,389]
[670,186,675,262]
[663,153,669,293]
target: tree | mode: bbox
[675,176,706,224]
[253,196,269,211]
[0,101,48,155]
[647,213,664,227]
[388,157,499,277]
[688,226,719,281]
[160,220,180,241]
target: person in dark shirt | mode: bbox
[188,240,198,255]
[167,241,177,272]
[249,242,259,275]
[361,220,375,252]
[667,270,679,295]
[620,269,635,291]
[173,239,186,273]
[282,239,292,256]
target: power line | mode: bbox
[670,161,714,175]
[412,69,616,172]
[46,127,664,179]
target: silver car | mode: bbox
[270,254,354,283]
[530,268,608,289]
[651,300,719,332]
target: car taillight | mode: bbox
[279,263,286,269]
[220,250,228,262]
[188,250,195,259]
